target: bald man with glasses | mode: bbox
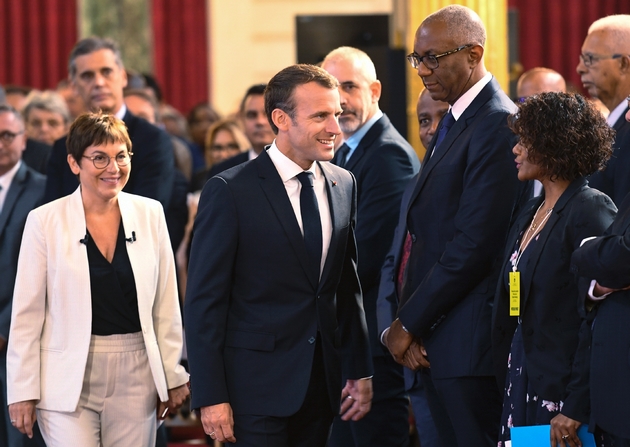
[578,14,630,205]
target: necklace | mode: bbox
[512,201,553,271]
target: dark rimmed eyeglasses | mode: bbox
[407,44,474,70]
[579,52,624,67]
[82,152,133,169]
[0,130,24,144]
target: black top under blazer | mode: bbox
[493,178,616,422]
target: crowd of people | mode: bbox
[1,5,630,447]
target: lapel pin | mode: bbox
[332,181,338,187]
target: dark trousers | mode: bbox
[417,369,501,447]
[328,355,409,447]
[228,340,334,447]
[407,370,442,447]
[596,427,630,447]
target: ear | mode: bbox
[619,55,630,74]
[370,80,382,103]
[67,153,81,176]
[468,44,484,68]
[121,68,128,89]
[271,108,290,132]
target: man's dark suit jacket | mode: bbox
[571,191,630,438]
[492,178,616,423]
[588,110,630,205]
[43,110,174,208]
[388,78,521,379]
[332,114,419,356]
[22,139,51,175]
[184,150,372,417]
[0,162,46,339]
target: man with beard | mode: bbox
[322,47,420,447]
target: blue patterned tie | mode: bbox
[296,171,322,280]
[433,110,455,150]
[334,143,350,168]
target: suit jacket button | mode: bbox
[411,234,417,242]
[308,337,316,344]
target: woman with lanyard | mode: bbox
[492,92,617,447]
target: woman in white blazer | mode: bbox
[7,113,189,446]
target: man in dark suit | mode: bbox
[206,84,275,177]
[570,105,630,444]
[577,15,630,205]
[0,105,46,446]
[185,64,373,447]
[321,46,420,447]
[379,6,520,446]
[44,37,174,208]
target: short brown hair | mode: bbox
[508,92,614,181]
[66,112,132,163]
[264,64,339,134]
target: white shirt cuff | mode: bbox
[588,279,611,301]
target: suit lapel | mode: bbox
[0,163,28,236]
[255,152,319,289]
[518,179,588,309]
[343,115,388,171]
[407,78,502,214]
[319,162,345,289]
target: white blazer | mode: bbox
[7,187,189,412]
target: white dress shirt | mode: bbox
[0,160,22,214]
[267,142,332,277]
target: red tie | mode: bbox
[397,232,412,297]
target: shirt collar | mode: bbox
[450,72,493,120]
[115,104,127,120]
[0,160,22,192]
[267,141,320,183]
[343,109,383,150]
[607,99,627,127]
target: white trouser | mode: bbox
[37,332,157,447]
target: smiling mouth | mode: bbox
[317,138,335,146]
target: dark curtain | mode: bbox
[0,0,77,89]
[509,0,630,92]
[152,0,209,115]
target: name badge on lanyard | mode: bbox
[509,271,520,316]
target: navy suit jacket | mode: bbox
[393,78,522,379]
[332,114,420,356]
[0,162,46,339]
[492,178,616,422]
[43,110,175,208]
[184,150,372,417]
[22,139,51,175]
[588,110,630,205]
[571,191,630,438]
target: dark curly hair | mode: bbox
[508,92,614,181]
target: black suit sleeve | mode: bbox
[43,138,70,203]
[184,177,238,409]
[127,123,175,208]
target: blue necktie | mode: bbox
[433,110,455,150]
[334,143,350,168]
[296,171,322,280]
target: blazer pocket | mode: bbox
[225,329,275,352]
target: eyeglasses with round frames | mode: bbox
[0,130,24,144]
[579,52,624,67]
[82,152,133,169]
[407,44,474,70]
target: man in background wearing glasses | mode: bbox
[0,105,46,447]
[578,15,630,205]
[378,5,523,446]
